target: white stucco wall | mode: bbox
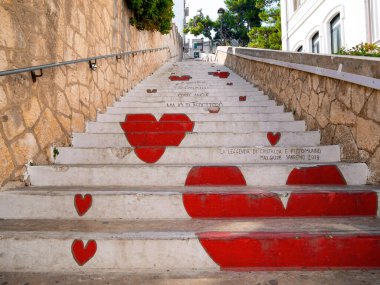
[281,0,379,53]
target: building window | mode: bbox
[370,0,380,42]
[312,32,320,53]
[293,0,301,11]
[330,14,341,53]
[296,46,303,52]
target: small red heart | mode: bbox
[74,194,92,216]
[208,107,220,113]
[267,132,281,146]
[121,114,194,163]
[169,75,191,81]
[239,96,247,102]
[72,239,97,266]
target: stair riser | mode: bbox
[1,191,377,220]
[0,238,217,272]
[120,95,268,102]
[72,132,321,148]
[28,164,369,187]
[2,234,380,271]
[125,91,263,96]
[107,106,285,114]
[54,146,339,165]
[113,101,275,108]
[97,113,295,123]
[87,121,306,133]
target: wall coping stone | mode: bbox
[217,47,380,90]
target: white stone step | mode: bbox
[1,186,378,220]
[28,163,368,187]
[2,218,378,272]
[113,100,275,108]
[97,113,295,123]
[86,121,306,133]
[106,106,284,114]
[120,95,268,102]
[125,90,264,97]
[72,132,321,148]
[54,145,338,165]
[4,270,380,284]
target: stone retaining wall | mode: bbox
[216,47,380,184]
[0,1,182,187]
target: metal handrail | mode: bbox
[0,46,170,81]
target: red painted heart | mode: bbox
[169,75,192,81]
[267,132,281,146]
[185,166,247,186]
[120,114,194,163]
[72,239,97,266]
[287,165,347,185]
[74,194,92,216]
[239,96,247,102]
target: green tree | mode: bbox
[248,1,282,49]
[225,0,262,30]
[126,0,175,34]
[183,12,215,40]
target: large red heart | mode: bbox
[74,194,92,216]
[287,165,347,185]
[267,132,281,146]
[72,239,97,266]
[120,114,194,163]
[185,166,247,186]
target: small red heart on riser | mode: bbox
[267,132,281,146]
[72,240,97,266]
[239,96,247,102]
[169,75,192,81]
[74,194,92,216]
[208,107,220,113]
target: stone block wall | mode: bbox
[216,47,380,184]
[0,1,183,187]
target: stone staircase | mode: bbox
[1,61,380,280]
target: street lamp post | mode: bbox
[201,37,204,52]
[217,8,225,45]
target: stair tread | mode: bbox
[1,218,380,238]
[4,184,380,194]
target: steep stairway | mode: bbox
[0,61,380,278]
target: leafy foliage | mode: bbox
[183,0,281,50]
[248,4,281,50]
[183,12,215,40]
[337,43,380,57]
[126,0,175,34]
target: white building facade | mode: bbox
[281,0,380,53]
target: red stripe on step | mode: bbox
[134,147,166,164]
[185,166,247,186]
[198,232,380,269]
[125,133,188,146]
[183,192,377,218]
[287,165,347,185]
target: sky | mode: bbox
[173,0,226,39]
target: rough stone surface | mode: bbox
[10,132,39,165]
[0,136,15,186]
[21,96,41,128]
[217,49,380,184]
[356,118,380,153]
[1,107,26,140]
[0,0,182,186]
[34,109,65,150]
